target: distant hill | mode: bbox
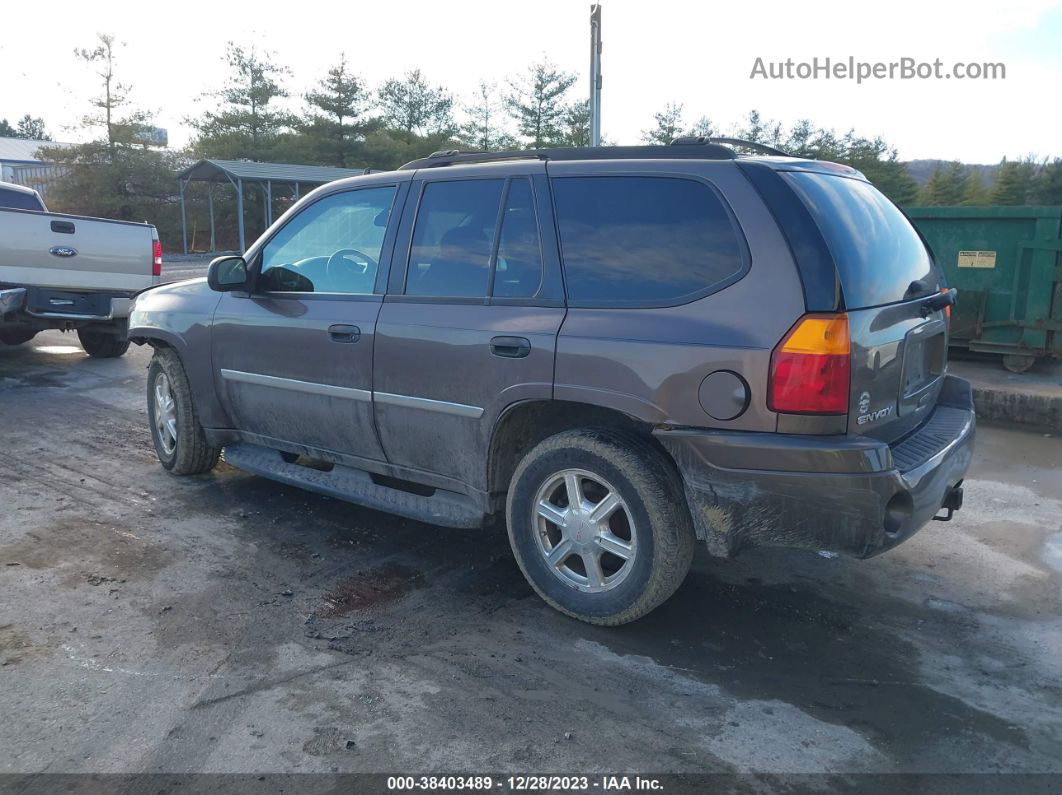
[904,159,999,187]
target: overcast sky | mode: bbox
[3,0,1060,163]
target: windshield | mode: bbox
[784,172,939,309]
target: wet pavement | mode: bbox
[0,331,1060,777]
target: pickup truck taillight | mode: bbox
[768,314,851,414]
[152,240,163,277]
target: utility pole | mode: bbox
[589,4,602,146]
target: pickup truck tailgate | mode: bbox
[0,208,157,292]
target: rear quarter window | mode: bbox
[783,172,939,309]
[551,176,747,306]
[0,187,44,211]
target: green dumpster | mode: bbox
[906,206,1062,372]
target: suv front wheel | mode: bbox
[147,348,220,475]
[506,429,695,625]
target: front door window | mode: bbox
[258,186,397,294]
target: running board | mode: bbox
[222,443,486,529]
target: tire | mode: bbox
[78,328,130,358]
[506,429,695,625]
[147,348,220,475]
[0,329,36,346]
[1002,353,1037,374]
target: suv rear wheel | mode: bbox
[147,348,220,474]
[78,329,130,358]
[506,429,695,625]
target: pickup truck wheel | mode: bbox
[78,329,130,358]
[148,349,220,475]
[506,429,695,626]
[0,329,36,346]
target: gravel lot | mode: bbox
[1,331,1060,779]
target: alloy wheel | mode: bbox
[153,373,178,456]
[531,468,637,593]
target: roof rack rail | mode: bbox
[670,136,791,157]
[398,143,738,170]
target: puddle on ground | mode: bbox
[316,562,421,617]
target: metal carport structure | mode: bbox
[175,159,371,254]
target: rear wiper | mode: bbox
[921,287,956,317]
[904,277,934,300]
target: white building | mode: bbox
[0,137,71,196]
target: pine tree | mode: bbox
[377,69,454,139]
[735,110,782,146]
[16,115,48,140]
[1031,158,1062,205]
[918,162,967,205]
[781,120,816,155]
[459,82,515,151]
[839,134,919,205]
[302,56,372,167]
[560,100,592,147]
[960,172,991,206]
[641,102,685,145]
[990,158,1037,205]
[192,43,292,161]
[504,60,577,148]
[686,116,715,138]
[0,116,49,140]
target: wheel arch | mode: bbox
[138,330,232,430]
[129,327,183,350]
[486,399,680,508]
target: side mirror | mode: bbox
[207,256,248,292]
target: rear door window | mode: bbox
[783,172,939,308]
[0,187,44,211]
[493,179,543,298]
[406,179,505,298]
[551,176,746,305]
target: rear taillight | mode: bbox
[768,314,851,414]
[152,239,163,277]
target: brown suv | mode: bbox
[129,142,974,624]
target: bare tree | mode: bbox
[75,34,134,152]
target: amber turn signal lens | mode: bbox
[778,314,851,355]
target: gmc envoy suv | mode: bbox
[129,140,974,625]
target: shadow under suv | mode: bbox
[129,141,974,625]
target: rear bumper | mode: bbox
[655,375,976,558]
[0,287,26,318]
[0,285,132,324]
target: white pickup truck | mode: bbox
[0,180,161,357]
